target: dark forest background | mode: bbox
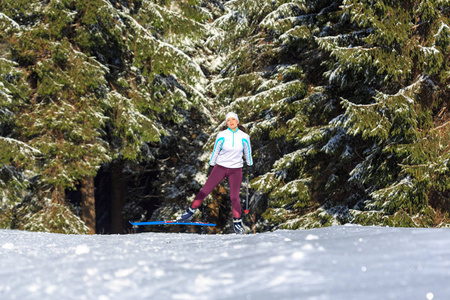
[1,0,449,234]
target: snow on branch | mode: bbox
[0,12,21,33]
[0,137,42,155]
[315,29,372,50]
[343,76,428,108]
[260,3,307,29]
[379,75,427,101]
[434,21,450,38]
[370,175,414,203]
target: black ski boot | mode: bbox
[177,207,197,222]
[233,218,245,234]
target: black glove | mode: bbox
[246,165,254,179]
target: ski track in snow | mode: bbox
[0,225,449,300]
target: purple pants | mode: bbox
[191,165,243,218]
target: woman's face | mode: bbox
[227,117,239,131]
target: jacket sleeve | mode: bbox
[242,135,253,166]
[209,135,224,166]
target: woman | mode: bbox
[177,112,253,234]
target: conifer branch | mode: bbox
[0,137,42,154]
[433,120,450,131]
[399,163,432,168]
[411,22,427,30]
[351,46,378,51]
[343,100,380,107]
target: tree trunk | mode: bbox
[80,176,96,235]
[51,185,65,204]
[111,161,128,234]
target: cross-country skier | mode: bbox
[177,112,253,234]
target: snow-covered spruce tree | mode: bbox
[0,7,53,230]
[127,0,223,233]
[1,0,216,233]
[70,0,215,233]
[0,32,39,229]
[0,0,157,233]
[312,0,450,227]
[206,0,450,230]
[201,0,344,231]
[0,0,117,234]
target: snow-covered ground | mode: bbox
[1,225,449,300]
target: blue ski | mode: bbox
[129,220,216,227]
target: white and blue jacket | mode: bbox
[209,127,253,168]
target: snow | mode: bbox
[0,137,42,155]
[0,12,21,33]
[419,45,440,56]
[226,80,303,113]
[434,22,450,38]
[1,226,450,300]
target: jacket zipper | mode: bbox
[232,131,235,147]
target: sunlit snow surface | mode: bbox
[1,225,450,300]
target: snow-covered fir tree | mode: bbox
[314,0,450,227]
[197,0,450,230]
[0,0,213,233]
[1,0,449,234]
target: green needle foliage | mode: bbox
[206,0,450,230]
[1,0,449,233]
[0,0,209,233]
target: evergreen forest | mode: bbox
[1,0,450,234]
